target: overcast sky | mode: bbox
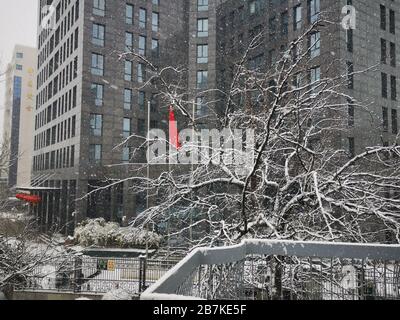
[0,0,39,140]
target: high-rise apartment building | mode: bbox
[32,0,399,234]
[32,0,188,234]
[2,45,37,188]
[214,0,399,154]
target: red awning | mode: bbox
[16,194,42,204]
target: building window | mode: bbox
[152,12,159,32]
[196,97,206,116]
[293,73,302,88]
[92,23,105,46]
[138,119,146,135]
[197,70,208,88]
[122,147,131,163]
[294,5,302,31]
[152,0,159,5]
[198,0,208,11]
[124,89,132,110]
[126,4,133,25]
[90,114,103,136]
[138,91,146,110]
[381,38,387,64]
[138,63,145,83]
[347,99,354,127]
[310,32,320,59]
[136,192,146,213]
[309,0,320,24]
[93,0,105,16]
[348,137,355,158]
[91,83,104,106]
[383,106,389,132]
[16,52,23,58]
[197,44,208,63]
[346,29,353,53]
[72,115,76,137]
[150,120,158,128]
[249,54,263,70]
[125,32,133,52]
[139,36,146,56]
[390,42,396,67]
[71,146,75,167]
[151,39,159,58]
[391,75,397,101]
[269,16,277,38]
[139,8,147,28]
[197,18,208,37]
[150,93,158,112]
[123,118,131,139]
[16,64,23,70]
[124,60,132,81]
[310,66,320,93]
[281,11,288,35]
[392,109,398,134]
[91,53,104,76]
[89,144,102,163]
[382,72,388,98]
[249,0,262,15]
[347,62,354,89]
[380,5,386,30]
[389,9,395,34]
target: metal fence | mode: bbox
[14,256,177,296]
[141,240,400,300]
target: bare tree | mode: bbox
[86,20,400,254]
[0,137,11,211]
[0,63,8,85]
[0,217,73,295]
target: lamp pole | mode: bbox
[190,99,196,243]
[145,100,151,259]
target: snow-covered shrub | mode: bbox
[102,289,132,300]
[114,227,162,249]
[73,218,162,249]
[74,218,119,247]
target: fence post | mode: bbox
[73,256,83,293]
[139,255,147,293]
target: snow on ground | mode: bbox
[83,269,157,294]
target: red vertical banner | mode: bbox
[169,106,181,150]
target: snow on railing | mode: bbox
[140,240,400,300]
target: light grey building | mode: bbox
[1,45,37,189]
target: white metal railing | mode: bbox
[141,240,400,300]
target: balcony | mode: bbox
[141,240,400,300]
